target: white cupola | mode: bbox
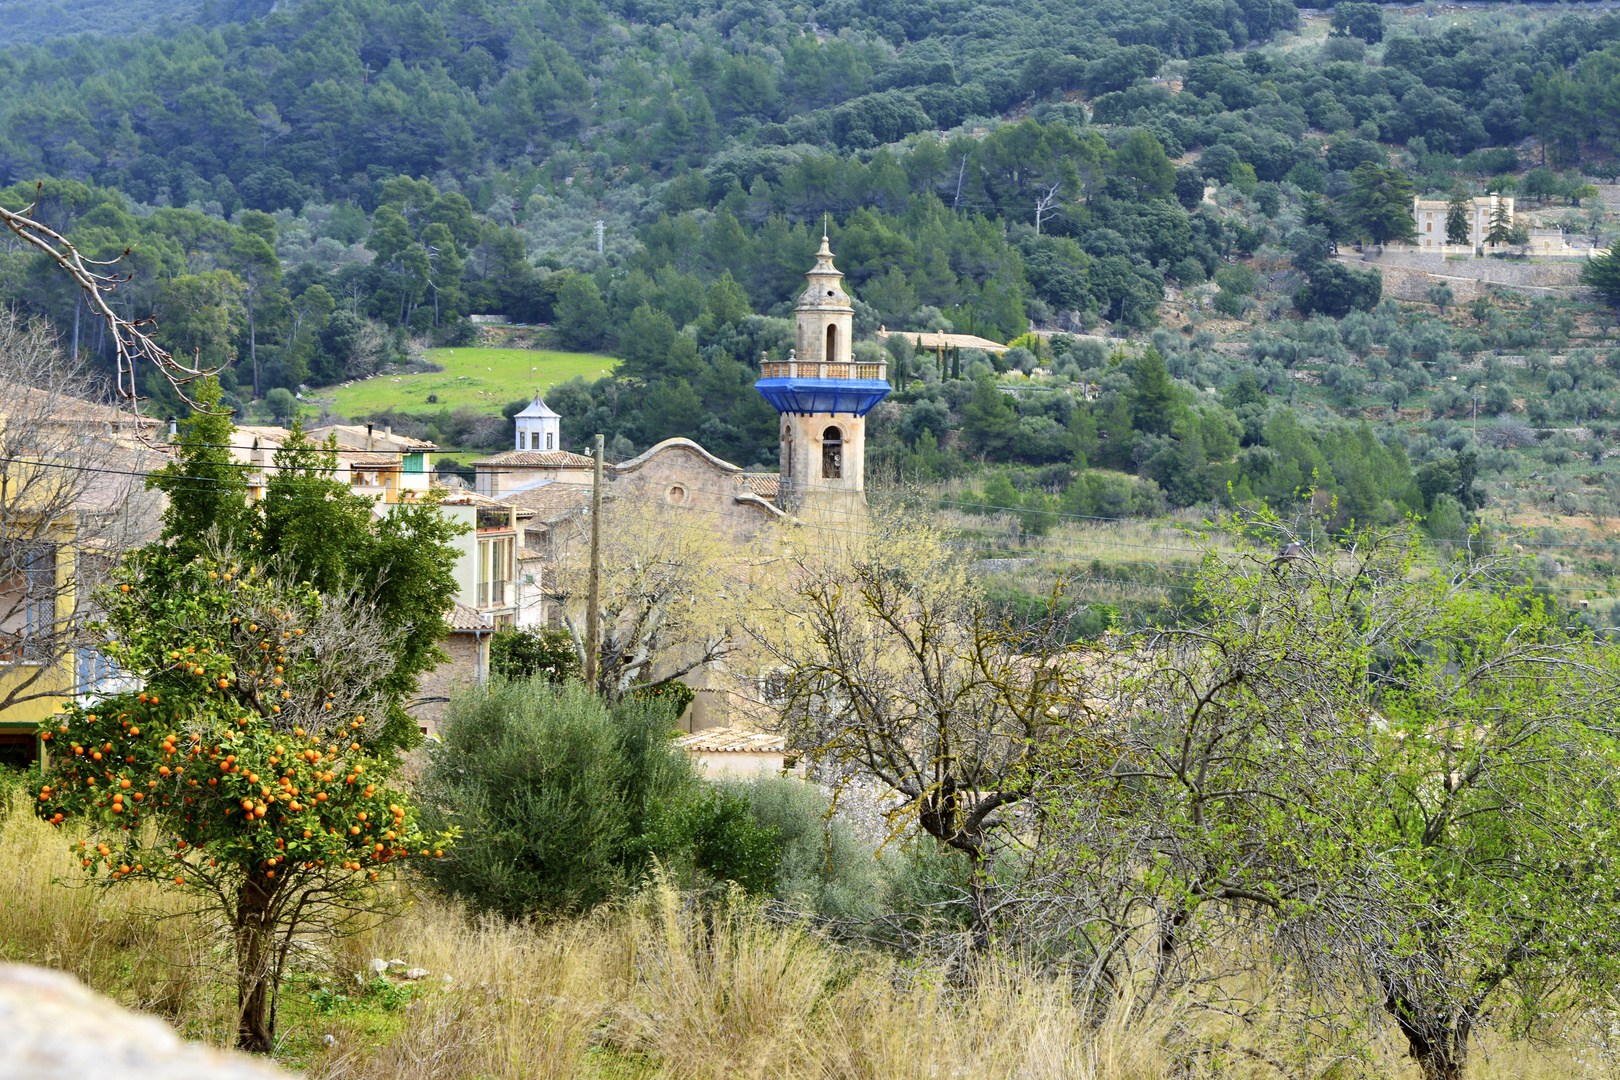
[513,393,561,452]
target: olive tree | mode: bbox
[1036,520,1620,1079]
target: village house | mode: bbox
[412,601,497,733]
[674,728,789,778]
[471,396,596,496]
[0,387,164,766]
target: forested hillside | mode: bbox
[8,0,1620,551]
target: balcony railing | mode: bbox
[760,358,888,381]
[477,579,507,608]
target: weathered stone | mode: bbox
[366,958,389,975]
[403,968,429,980]
[0,963,293,1080]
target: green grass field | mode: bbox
[322,347,618,416]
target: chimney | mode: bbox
[366,423,373,452]
[166,416,177,441]
[385,424,392,440]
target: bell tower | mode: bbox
[512,392,560,452]
[754,233,891,523]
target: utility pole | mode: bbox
[584,432,604,691]
[596,219,604,255]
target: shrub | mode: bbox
[1213,265,1256,296]
[1212,289,1245,318]
[490,627,579,683]
[725,776,881,921]
[656,785,781,895]
[418,680,694,915]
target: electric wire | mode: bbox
[8,452,1620,596]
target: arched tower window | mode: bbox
[822,426,843,479]
[826,324,838,365]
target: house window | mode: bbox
[821,426,843,479]
[545,432,553,450]
[1426,222,1432,232]
[759,670,789,706]
[477,536,512,608]
[23,544,56,651]
[530,432,539,450]
[826,323,838,364]
[667,484,687,504]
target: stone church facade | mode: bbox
[474,235,890,540]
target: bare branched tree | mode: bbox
[0,312,164,715]
[550,499,752,702]
[753,514,1100,946]
[1,184,214,414]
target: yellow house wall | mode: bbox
[0,665,66,728]
[0,510,77,739]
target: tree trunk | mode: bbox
[1400,1025,1468,1080]
[235,878,278,1052]
[965,851,993,951]
[1386,992,1471,1080]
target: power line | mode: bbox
[12,453,1620,596]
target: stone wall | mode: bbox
[1338,252,1590,302]
[413,631,485,735]
[611,440,779,542]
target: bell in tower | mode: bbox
[754,232,891,523]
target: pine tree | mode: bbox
[1487,199,1514,247]
[1445,189,1472,247]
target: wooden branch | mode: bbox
[0,183,222,420]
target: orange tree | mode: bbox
[36,552,455,1051]
[32,381,462,1052]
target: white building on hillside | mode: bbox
[1412,193,1513,252]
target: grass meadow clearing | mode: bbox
[322,347,618,416]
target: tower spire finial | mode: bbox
[823,212,828,241]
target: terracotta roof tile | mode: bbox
[472,449,595,468]
[445,602,493,631]
[305,424,438,450]
[432,486,514,508]
[675,729,786,753]
[495,483,595,517]
[742,473,779,498]
[337,452,401,467]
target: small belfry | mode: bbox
[512,392,560,452]
[754,232,891,524]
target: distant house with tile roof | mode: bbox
[876,329,1010,354]
[413,602,496,735]
[675,729,788,778]
[470,443,596,495]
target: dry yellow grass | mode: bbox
[0,791,1606,1079]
